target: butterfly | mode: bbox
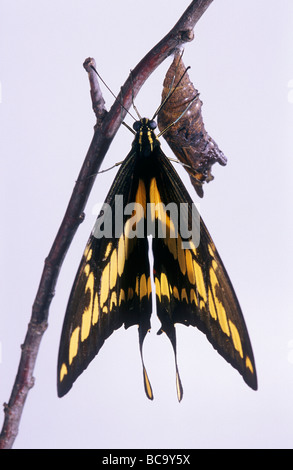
[57,116,257,400]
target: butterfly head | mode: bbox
[133,118,158,157]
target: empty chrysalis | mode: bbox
[157,51,227,198]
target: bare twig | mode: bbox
[0,0,213,449]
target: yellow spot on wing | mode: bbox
[85,248,93,262]
[208,288,217,320]
[160,272,170,299]
[173,286,180,300]
[181,288,188,303]
[110,291,117,310]
[155,277,161,301]
[209,267,218,297]
[59,363,68,382]
[140,274,148,300]
[229,320,243,358]
[208,242,216,257]
[209,267,230,335]
[117,235,125,276]
[149,178,176,240]
[199,299,205,310]
[212,259,218,271]
[190,288,198,306]
[217,301,230,336]
[185,250,195,284]
[83,263,90,277]
[92,292,99,325]
[135,277,139,296]
[80,308,92,341]
[246,356,254,374]
[166,213,176,237]
[122,180,146,246]
[119,289,125,306]
[104,242,112,260]
[135,179,146,211]
[149,178,162,221]
[81,271,94,341]
[109,249,118,290]
[193,260,207,302]
[83,244,91,260]
[69,327,80,365]
[100,262,110,308]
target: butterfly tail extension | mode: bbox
[156,324,183,402]
[138,324,154,400]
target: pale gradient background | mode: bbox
[1,0,293,449]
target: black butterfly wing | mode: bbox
[150,147,257,399]
[57,149,153,398]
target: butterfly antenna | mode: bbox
[90,65,137,121]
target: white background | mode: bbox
[1,0,293,449]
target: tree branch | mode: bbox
[0,0,213,449]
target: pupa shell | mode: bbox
[157,52,227,197]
